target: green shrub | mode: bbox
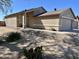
[34,46,43,59]
[0,40,4,45]
[23,46,43,59]
[5,32,21,42]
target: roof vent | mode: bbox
[24,9,27,12]
[76,16,79,19]
[77,16,78,18]
[54,8,57,11]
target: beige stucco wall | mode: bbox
[39,16,59,30]
[5,16,17,28]
[17,14,23,27]
[28,14,59,30]
[27,12,38,28]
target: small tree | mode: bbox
[0,0,12,13]
[5,32,21,42]
[23,46,43,59]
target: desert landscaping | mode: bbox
[0,0,79,59]
[0,28,79,59]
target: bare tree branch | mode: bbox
[0,0,12,13]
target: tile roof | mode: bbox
[39,8,75,17]
[5,7,47,18]
[39,10,63,16]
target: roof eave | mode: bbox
[38,14,60,17]
[69,8,76,18]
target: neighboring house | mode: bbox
[4,7,78,31]
[0,21,5,26]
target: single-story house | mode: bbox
[4,7,78,31]
[4,7,47,28]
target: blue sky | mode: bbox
[0,0,79,20]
